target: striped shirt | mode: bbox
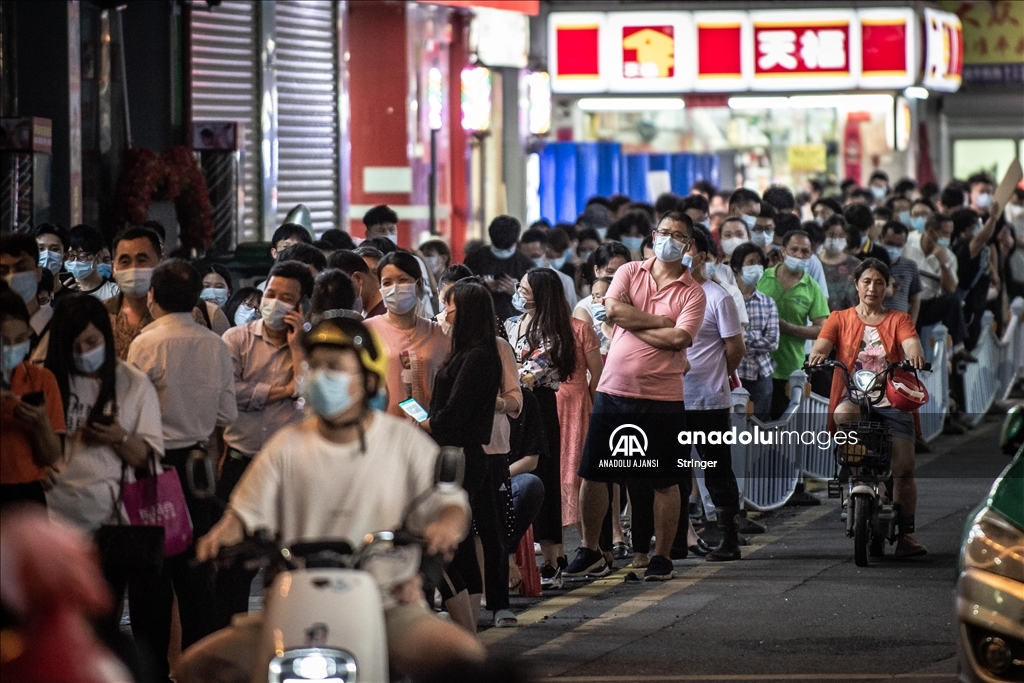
[738,289,779,381]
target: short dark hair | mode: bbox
[626,201,655,223]
[608,194,632,212]
[950,207,979,239]
[438,264,473,289]
[0,282,30,324]
[774,213,801,236]
[894,178,916,196]
[781,229,811,248]
[319,229,356,250]
[277,242,327,272]
[679,194,709,215]
[585,195,611,209]
[869,170,889,184]
[201,263,233,292]
[607,211,652,241]
[659,211,694,235]
[925,213,952,233]
[376,250,422,281]
[875,205,894,221]
[813,197,844,215]
[362,204,399,228]
[966,172,994,190]
[881,220,908,238]
[488,215,522,249]
[854,257,891,284]
[592,241,631,271]
[1,232,40,263]
[844,203,875,233]
[38,269,54,294]
[763,185,795,212]
[69,224,105,254]
[941,185,966,209]
[271,223,313,249]
[728,188,761,210]
[691,180,717,197]
[268,260,315,299]
[840,178,858,193]
[112,227,162,258]
[151,258,202,313]
[758,203,778,220]
[520,228,546,246]
[140,220,167,243]
[850,188,875,204]
[689,225,710,254]
[35,223,70,251]
[546,227,571,253]
[310,268,356,315]
[362,236,397,256]
[327,249,371,276]
[730,242,767,271]
[353,246,384,263]
[655,192,681,216]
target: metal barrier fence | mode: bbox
[918,324,949,444]
[963,297,1024,426]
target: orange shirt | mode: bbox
[818,307,919,432]
[1,362,66,484]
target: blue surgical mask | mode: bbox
[936,236,951,248]
[4,271,38,304]
[704,262,717,279]
[38,250,63,275]
[910,216,927,233]
[884,245,903,263]
[975,192,992,209]
[898,210,912,226]
[741,214,757,229]
[590,302,607,322]
[784,255,810,272]
[201,287,229,308]
[260,297,294,330]
[622,236,644,252]
[682,253,693,269]
[653,234,684,262]
[387,234,399,245]
[532,257,547,269]
[596,227,608,240]
[381,283,419,315]
[871,185,888,201]
[491,246,517,260]
[73,343,107,374]
[824,237,847,254]
[548,255,567,270]
[750,230,774,248]
[302,369,356,420]
[2,340,31,380]
[234,303,259,327]
[741,265,764,285]
[511,290,532,313]
[66,260,96,280]
[97,263,113,279]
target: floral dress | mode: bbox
[854,326,890,407]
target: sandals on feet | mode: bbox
[493,610,518,628]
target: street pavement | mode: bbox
[485,412,1017,683]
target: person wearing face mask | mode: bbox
[362,204,401,244]
[730,244,778,421]
[309,268,359,323]
[434,265,474,335]
[966,172,995,216]
[188,316,486,682]
[464,215,535,321]
[573,212,706,582]
[1,233,48,352]
[1005,189,1024,302]
[35,223,70,298]
[200,263,233,309]
[716,216,750,288]
[62,224,120,301]
[327,249,385,318]
[41,295,163,613]
[224,287,262,328]
[606,210,652,259]
[125,259,237,677]
[817,215,862,312]
[519,228,579,310]
[419,238,451,285]
[757,230,830,420]
[365,251,450,418]
[216,261,313,624]
[951,205,1002,351]
[573,241,631,329]
[727,188,762,238]
[878,222,923,322]
[544,226,577,279]
[0,285,64,508]
[868,170,889,204]
[106,227,231,359]
[904,198,934,235]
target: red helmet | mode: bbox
[886,368,929,413]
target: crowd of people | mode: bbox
[2,172,1023,681]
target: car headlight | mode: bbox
[269,648,357,683]
[853,369,878,393]
[962,508,1024,583]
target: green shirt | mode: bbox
[757,265,830,380]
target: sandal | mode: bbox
[493,610,518,628]
[611,541,630,560]
[630,553,649,569]
[508,561,523,591]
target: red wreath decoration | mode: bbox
[112,146,214,251]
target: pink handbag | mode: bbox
[121,457,194,557]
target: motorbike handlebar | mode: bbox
[802,359,931,374]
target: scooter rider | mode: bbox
[181,317,485,681]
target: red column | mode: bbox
[348,1,410,241]
[447,11,469,263]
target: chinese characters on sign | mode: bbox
[755,27,848,72]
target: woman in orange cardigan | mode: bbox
[808,258,928,558]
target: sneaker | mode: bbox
[611,541,631,560]
[539,561,563,589]
[563,547,606,578]
[586,558,613,578]
[894,534,928,558]
[642,555,675,581]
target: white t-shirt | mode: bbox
[573,295,595,326]
[715,278,749,327]
[903,231,959,301]
[228,412,470,547]
[683,280,743,410]
[46,361,165,532]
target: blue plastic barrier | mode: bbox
[597,142,621,199]
[575,143,600,216]
[553,142,577,224]
[625,154,650,202]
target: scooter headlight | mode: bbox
[853,369,878,393]
[962,508,1024,583]
[269,648,357,683]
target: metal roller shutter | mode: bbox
[275,0,340,234]
[188,0,261,242]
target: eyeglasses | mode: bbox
[654,229,691,243]
[66,250,96,261]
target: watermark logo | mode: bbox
[609,423,648,457]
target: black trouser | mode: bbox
[917,293,969,346]
[530,387,562,545]
[625,480,655,554]
[213,449,257,629]
[673,409,740,549]
[0,481,46,509]
[127,446,217,683]
[770,378,791,420]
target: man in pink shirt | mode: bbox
[565,212,706,582]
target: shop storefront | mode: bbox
[537,5,964,220]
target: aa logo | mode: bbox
[609,424,648,457]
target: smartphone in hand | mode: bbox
[398,398,429,423]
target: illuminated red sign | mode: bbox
[621,25,675,79]
[753,21,852,77]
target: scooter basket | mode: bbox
[836,421,892,469]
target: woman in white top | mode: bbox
[572,241,631,328]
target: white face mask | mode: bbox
[302,369,357,420]
[4,271,38,304]
[234,303,259,327]
[114,267,155,298]
[381,282,419,315]
[653,234,684,263]
[740,264,764,286]
[201,287,229,308]
[975,192,992,209]
[721,237,745,257]
[424,255,444,276]
[74,343,107,374]
[824,237,847,254]
[750,230,774,248]
[260,297,294,330]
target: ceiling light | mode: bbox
[728,97,791,109]
[577,98,685,112]
[903,86,929,100]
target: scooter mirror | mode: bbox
[435,446,465,487]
